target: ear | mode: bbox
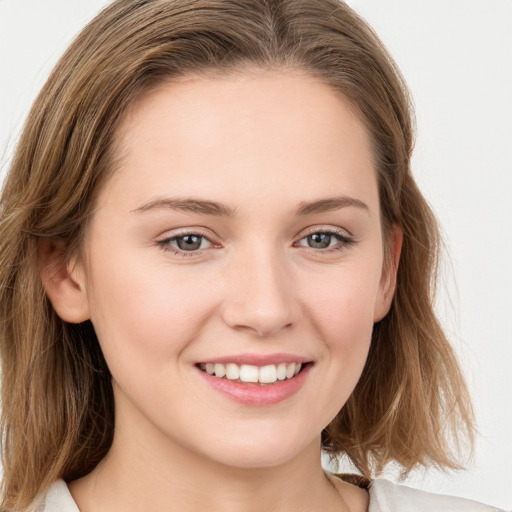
[38,238,90,323]
[373,225,403,323]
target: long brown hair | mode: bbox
[0,0,474,509]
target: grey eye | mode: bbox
[305,233,335,249]
[175,234,205,251]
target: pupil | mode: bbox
[177,235,201,251]
[308,233,331,249]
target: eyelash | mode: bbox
[295,229,355,252]
[156,228,356,258]
[156,230,216,258]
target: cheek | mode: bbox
[84,251,217,376]
[304,262,381,381]
[307,264,381,341]
[292,266,380,433]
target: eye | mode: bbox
[296,229,354,252]
[157,232,213,256]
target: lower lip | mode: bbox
[196,364,313,406]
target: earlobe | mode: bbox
[373,225,403,322]
[38,238,90,323]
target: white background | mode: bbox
[0,1,511,509]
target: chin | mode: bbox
[208,448,302,470]
[195,426,319,470]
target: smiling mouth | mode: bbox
[197,362,311,385]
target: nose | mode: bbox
[220,246,300,337]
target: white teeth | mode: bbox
[259,365,277,384]
[214,363,226,378]
[225,363,240,380]
[200,362,304,384]
[239,364,259,383]
[285,362,296,379]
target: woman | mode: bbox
[0,0,505,510]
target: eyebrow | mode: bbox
[296,196,369,215]
[132,198,237,216]
[131,195,369,216]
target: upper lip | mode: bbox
[198,353,313,366]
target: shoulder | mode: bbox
[32,476,507,512]
[30,480,79,512]
[369,479,505,512]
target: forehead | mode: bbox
[103,69,378,214]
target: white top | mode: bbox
[32,478,505,511]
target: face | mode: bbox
[67,69,397,469]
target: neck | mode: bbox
[69,431,350,512]
[68,390,362,512]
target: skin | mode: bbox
[41,68,401,512]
